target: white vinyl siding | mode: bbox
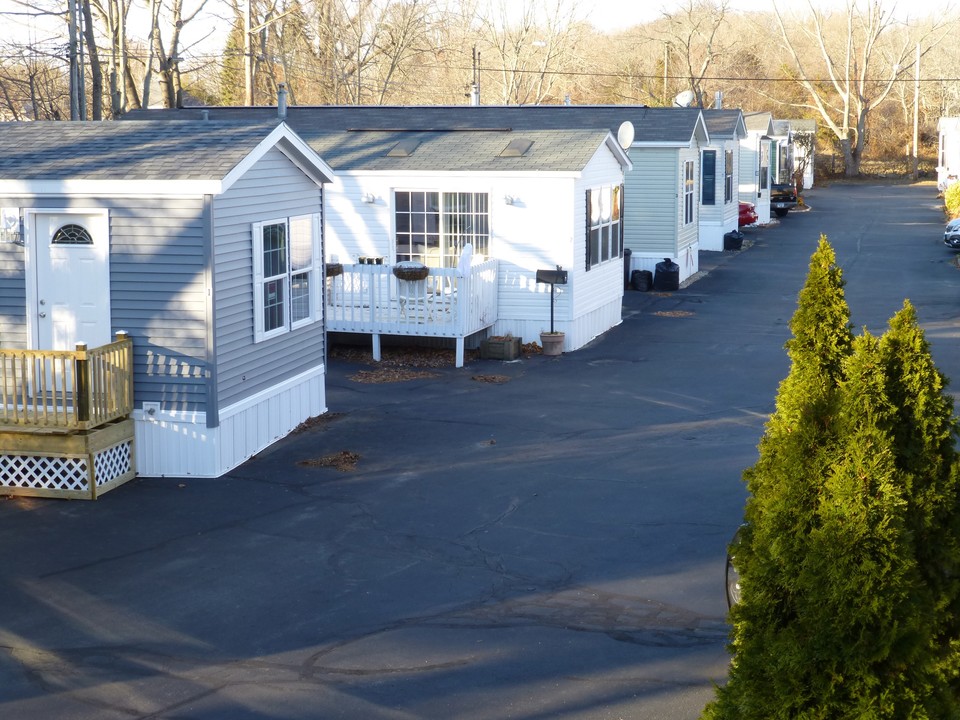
[622,148,677,256]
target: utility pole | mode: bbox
[913,42,920,180]
[244,0,254,105]
[68,0,80,119]
[470,47,480,106]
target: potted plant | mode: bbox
[536,265,567,356]
[539,330,564,356]
[480,333,521,360]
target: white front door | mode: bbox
[31,212,111,350]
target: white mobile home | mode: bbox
[741,112,775,224]
[938,117,960,190]
[701,110,747,251]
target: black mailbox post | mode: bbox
[535,267,568,333]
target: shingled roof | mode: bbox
[295,127,627,172]
[702,109,747,140]
[0,120,333,192]
[128,104,709,147]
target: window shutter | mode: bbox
[618,183,625,256]
[702,150,716,205]
[585,189,592,271]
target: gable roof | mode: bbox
[0,120,334,196]
[703,109,747,141]
[128,104,710,149]
[743,111,775,137]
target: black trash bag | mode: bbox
[653,258,680,291]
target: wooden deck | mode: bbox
[0,333,136,499]
[325,261,498,367]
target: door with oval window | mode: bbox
[31,212,111,351]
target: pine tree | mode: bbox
[703,245,960,718]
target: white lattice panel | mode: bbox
[94,441,132,487]
[0,454,90,492]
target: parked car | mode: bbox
[771,183,798,217]
[945,218,960,249]
[726,525,745,609]
[739,201,758,227]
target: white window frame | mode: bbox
[724,149,734,204]
[586,184,622,270]
[394,190,490,266]
[683,160,695,225]
[252,213,321,343]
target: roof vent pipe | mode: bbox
[714,91,723,109]
[201,109,209,121]
[278,83,288,120]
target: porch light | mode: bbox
[504,195,516,205]
[361,193,376,204]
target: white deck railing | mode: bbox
[325,260,498,367]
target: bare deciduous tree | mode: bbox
[473,0,586,105]
[772,0,951,176]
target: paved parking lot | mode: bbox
[0,182,956,719]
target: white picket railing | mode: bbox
[325,260,498,367]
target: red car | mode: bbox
[739,201,758,227]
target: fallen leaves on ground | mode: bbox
[472,374,510,384]
[292,412,345,434]
[298,450,361,472]
[653,310,695,318]
[330,342,540,383]
[350,368,440,383]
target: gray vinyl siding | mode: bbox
[109,198,209,413]
[0,195,210,411]
[213,146,325,410]
[624,148,678,255]
[0,225,26,349]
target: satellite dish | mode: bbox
[617,121,635,149]
[673,90,696,108]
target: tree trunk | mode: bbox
[80,0,103,120]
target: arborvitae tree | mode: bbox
[703,253,960,718]
[702,236,854,718]
[878,301,960,713]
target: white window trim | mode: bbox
[252,213,321,343]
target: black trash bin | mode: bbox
[631,269,652,291]
[724,230,744,251]
[653,257,679,291]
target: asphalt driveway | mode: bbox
[1,182,956,719]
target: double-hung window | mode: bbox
[252,214,321,342]
[394,190,489,266]
[586,184,623,270]
[683,160,695,225]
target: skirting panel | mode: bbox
[135,365,327,478]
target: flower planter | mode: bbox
[480,336,521,361]
[539,332,565,356]
[325,263,343,278]
[392,262,430,281]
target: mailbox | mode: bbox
[536,269,568,285]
